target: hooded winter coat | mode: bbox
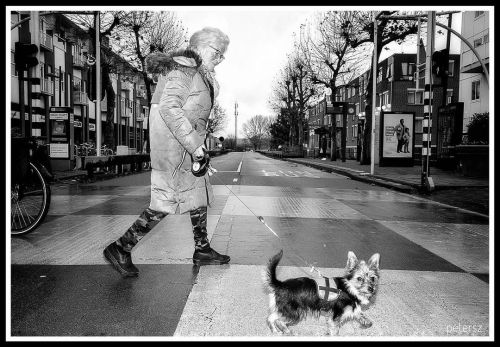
[146,49,215,214]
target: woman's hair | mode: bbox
[188,27,230,53]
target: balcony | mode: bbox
[40,32,53,51]
[72,54,84,69]
[73,91,87,104]
[40,78,54,95]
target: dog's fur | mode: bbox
[263,250,380,335]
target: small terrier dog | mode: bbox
[263,250,380,335]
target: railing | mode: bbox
[73,91,86,104]
[40,32,53,50]
[40,78,54,95]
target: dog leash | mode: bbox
[210,171,325,279]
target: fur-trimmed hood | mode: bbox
[146,48,203,74]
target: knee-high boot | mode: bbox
[190,206,230,265]
[104,208,167,277]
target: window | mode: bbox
[472,80,480,101]
[377,67,383,83]
[60,70,65,94]
[355,103,359,116]
[407,89,424,105]
[11,51,17,77]
[474,11,485,18]
[448,60,454,77]
[386,62,393,79]
[484,33,489,44]
[401,62,415,77]
[347,87,351,99]
[380,91,389,107]
[474,38,483,48]
[409,63,415,76]
[446,89,453,105]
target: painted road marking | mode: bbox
[237,161,242,173]
[262,170,320,178]
[233,178,238,182]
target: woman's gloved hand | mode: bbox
[193,145,207,160]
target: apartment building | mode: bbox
[10,11,149,169]
[459,10,489,131]
[335,52,460,162]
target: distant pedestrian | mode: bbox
[393,118,405,153]
[104,27,231,277]
[403,127,411,153]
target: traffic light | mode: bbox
[14,42,39,70]
[432,49,449,79]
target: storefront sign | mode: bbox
[89,123,96,131]
[74,121,82,128]
[49,143,69,158]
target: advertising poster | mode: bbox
[382,113,414,158]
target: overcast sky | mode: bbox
[176,7,316,138]
[175,6,464,138]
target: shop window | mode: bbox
[474,38,483,48]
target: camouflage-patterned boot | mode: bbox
[190,206,230,265]
[104,208,167,277]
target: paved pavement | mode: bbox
[9,152,491,340]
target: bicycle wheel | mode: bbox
[11,162,51,235]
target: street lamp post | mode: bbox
[234,101,238,149]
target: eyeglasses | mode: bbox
[208,44,224,60]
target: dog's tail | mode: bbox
[263,249,284,291]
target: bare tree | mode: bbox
[207,101,228,136]
[66,11,128,149]
[242,115,272,150]
[112,11,187,106]
[297,11,372,159]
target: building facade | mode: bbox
[459,10,489,131]
[328,52,460,162]
[10,11,150,169]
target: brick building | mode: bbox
[306,52,460,161]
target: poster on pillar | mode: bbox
[380,111,415,166]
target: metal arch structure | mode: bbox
[379,13,489,85]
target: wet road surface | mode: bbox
[9,152,490,338]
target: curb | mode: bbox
[281,158,418,194]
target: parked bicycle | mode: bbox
[11,137,54,235]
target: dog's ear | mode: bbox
[346,251,358,271]
[368,253,380,270]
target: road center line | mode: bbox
[237,161,242,173]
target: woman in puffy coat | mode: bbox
[104,27,230,277]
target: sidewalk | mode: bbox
[276,156,489,193]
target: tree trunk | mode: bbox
[360,40,383,165]
[101,63,115,150]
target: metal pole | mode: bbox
[234,101,238,149]
[422,11,435,191]
[95,11,101,156]
[416,17,421,90]
[370,14,378,175]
